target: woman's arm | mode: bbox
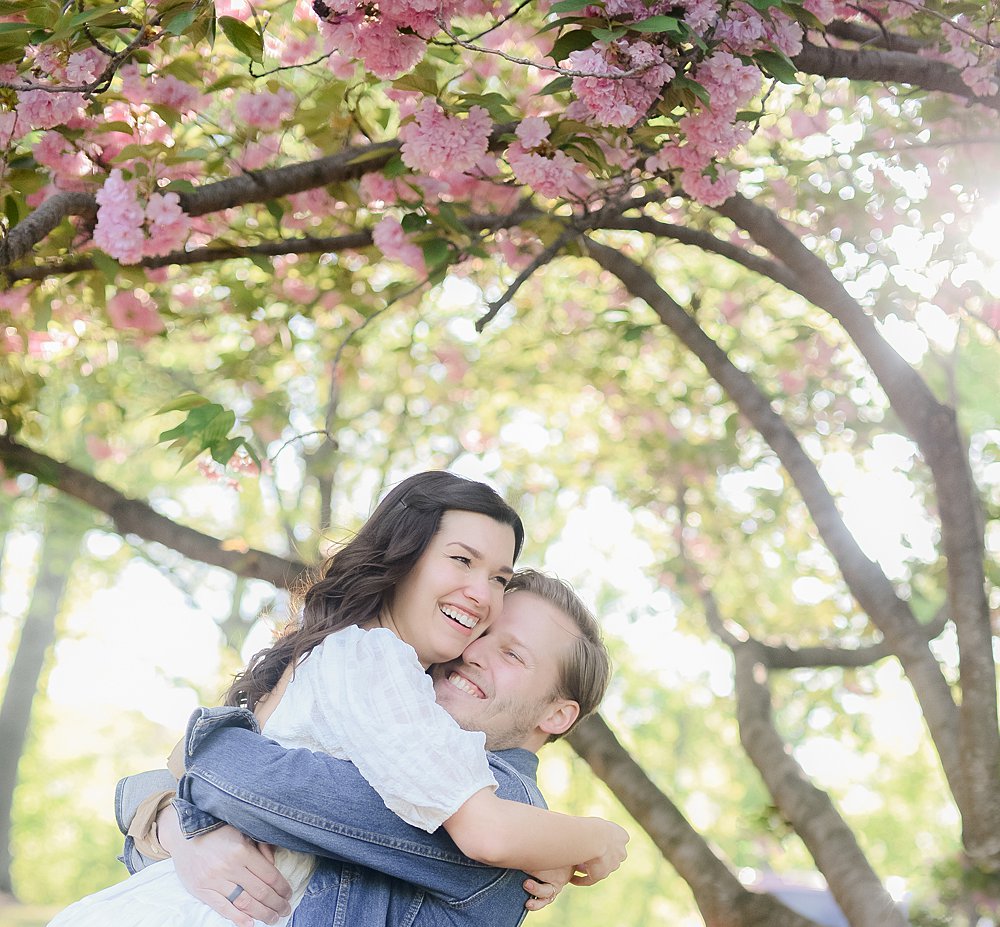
[444,788,628,881]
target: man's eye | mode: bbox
[505,650,522,663]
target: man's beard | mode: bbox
[450,694,552,752]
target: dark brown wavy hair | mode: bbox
[223,471,525,709]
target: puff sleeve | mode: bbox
[297,627,497,833]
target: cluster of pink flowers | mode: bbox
[645,50,760,205]
[197,451,268,490]
[399,101,492,177]
[234,88,297,130]
[505,117,585,199]
[567,39,676,128]
[313,0,461,79]
[715,1,803,57]
[13,90,86,137]
[32,131,93,185]
[372,216,426,274]
[105,289,165,335]
[29,45,107,85]
[94,169,190,264]
[932,16,1000,97]
[148,74,206,113]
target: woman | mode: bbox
[50,471,628,926]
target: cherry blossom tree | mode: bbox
[1,0,999,923]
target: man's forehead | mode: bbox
[500,591,578,657]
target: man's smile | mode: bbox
[446,671,486,699]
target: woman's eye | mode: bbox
[493,575,509,587]
[451,555,471,566]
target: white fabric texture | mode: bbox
[269,625,496,832]
[48,625,497,927]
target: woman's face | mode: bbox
[387,510,516,668]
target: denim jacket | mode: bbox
[119,706,546,927]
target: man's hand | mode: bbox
[158,806,293,927]
[570,819,629,886]
[523,866,573,912]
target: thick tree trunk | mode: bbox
[0,498,89,897]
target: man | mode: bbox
[118,569,624,927]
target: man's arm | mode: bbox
[179,725,538,902]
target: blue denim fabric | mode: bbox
[176,706,545,927]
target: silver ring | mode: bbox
[227,885,245,904]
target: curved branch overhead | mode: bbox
[0,435,307,588]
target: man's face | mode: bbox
[432,590,580,752]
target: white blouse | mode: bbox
[264,624,498,832]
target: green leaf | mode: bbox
[392,69,439,97]
[163,8,198,35]
[592,25,627,41]
[265,200,284,224]
[549,27,595,63]
[3,194,23,226]
[156,392,210,414]
[456,92,516,122]
[538,74,573,96]
[209,436,244,465]
[90,252,121,282]
[754,49,799,84]
[383,154,408,179]
[421,238,451,269]
[218,15,264,63]
[548,0,593,13]
[0,22,37,34]
[629,14,683,34]
[670,74,711,107]
[401,212,429,233]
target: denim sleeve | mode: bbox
[179,726,534,902]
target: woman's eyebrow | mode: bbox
[447,541,514,575]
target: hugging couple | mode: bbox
[49,471,629,927]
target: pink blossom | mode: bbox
[65,48,108,83]
[319,16,427,80]
[149,75,205,113]
[238,135,283,170]
[507,143,583,199]
[681,167,739,206]
[0,285,32,317]
[280,33,318,65]
[32,131,93,181]
[235,88,296,130]
[359,172,401,206]
[515,116,551,148]
[94,170,146,263]
[106,289,165,334]
[372,216,426,274]
[0,110,16,147]
[144,192,190,257]
[399,101,492,177]
[15,90,86,132]
[568,40,675,128]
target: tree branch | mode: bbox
[714,194,1000,865]
[582,235,964,790]
[568,714,820,927]
[731,644,908,927]
[793,40,1000,113]
[0,434,306,589]
[5,233,376,284]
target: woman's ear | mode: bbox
[539,699,580,738]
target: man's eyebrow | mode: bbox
[447,541,515,575]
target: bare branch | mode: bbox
[476,227,577,332]
[824,19,928,54]
[0,434,306,589]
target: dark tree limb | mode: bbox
[731,644,908,927]
[793,40,1000,113]
[0,434,306,588]
[714,194,1000,866]
[582,236,965,799]
[568,714,820,927]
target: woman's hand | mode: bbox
[571,819,629,886]
[522,866,574,911]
